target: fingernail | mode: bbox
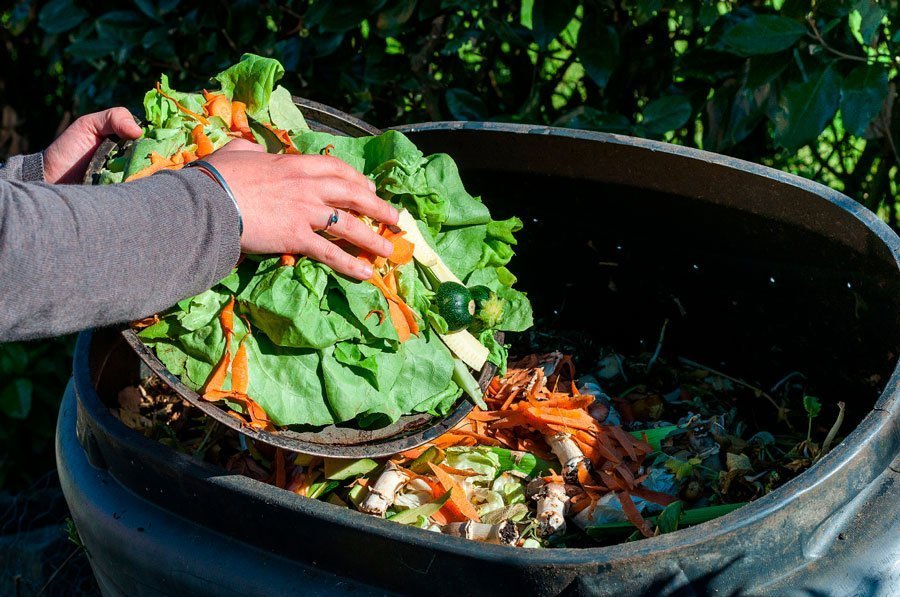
[381,239,393,255]
[360,264,374,279]
[367,179,376,192]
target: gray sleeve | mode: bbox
[0,152,46,183]
[0,169,241,341]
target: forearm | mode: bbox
[0,152,45,182]
[0,170,240,341]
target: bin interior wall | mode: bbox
[403,128,900,420]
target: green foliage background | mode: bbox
[0,0,898,489]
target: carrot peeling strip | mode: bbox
[191,125,214,158]
[428,463,480,522]
[202,90,233,126]
[365,309,386,325]
[124,152,182,182]
[156,82,209,124]
[230,101,254,140]
[617,491,653,538]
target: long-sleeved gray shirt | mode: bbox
[0,152,240,341]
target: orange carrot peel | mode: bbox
[230,101,255,141]
[200,297,273,431]
[124,151,185,182]
[202,90,233,127]
[156,81,209,125]
[428,462,480,522]
[191,124,214,158]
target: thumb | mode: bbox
[82,107,143,140]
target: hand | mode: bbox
[43,108,143,184]
[204,142,399,280]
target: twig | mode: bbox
[677,357,791,428]
[806,17,868,63]
[816,401,846,461]
[646,318,669,373]
[193,420,219,459]
[770,371,806,394]
[36,548,81,596]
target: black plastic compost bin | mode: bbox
[57,121,900,596]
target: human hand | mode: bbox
[204,143,399,280]
[43,108,143,184]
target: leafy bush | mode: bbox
[0,337,74,490]
[0,0,897,488]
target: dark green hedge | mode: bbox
[0,0,897,488]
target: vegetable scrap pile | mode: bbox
[115,347,844,547]
[102,54,533,429]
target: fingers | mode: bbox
[287,154,376,193]
[315,176,399,225]
[80,107,143,140]
[321,209,393,258]
[297,233,374,280]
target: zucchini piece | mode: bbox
[469,285,491,305]
[435,282,475,332]
[452,357,488,409]
[441,328,489,371]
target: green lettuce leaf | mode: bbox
[242,259,361,349]
[214,53,285,119]
[142,74,204,129]
[268,85,309,134]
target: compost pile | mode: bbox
[108,54,846,548]
[116,348,844,548]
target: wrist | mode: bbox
[184,160,244,237]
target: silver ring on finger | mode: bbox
[323,208,340,231]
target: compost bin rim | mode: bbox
[73,119,900,565]
[393,121,900,271]
[74,323,899,565]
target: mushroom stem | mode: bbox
[442,521,519,545]
[527,478,570,538]
[546,432,590,479]
[358,461,409,517]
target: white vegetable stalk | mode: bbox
[527,478,570,538]
[358,462,409,517]
[442,521,519,545]
[546,432,590,478]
